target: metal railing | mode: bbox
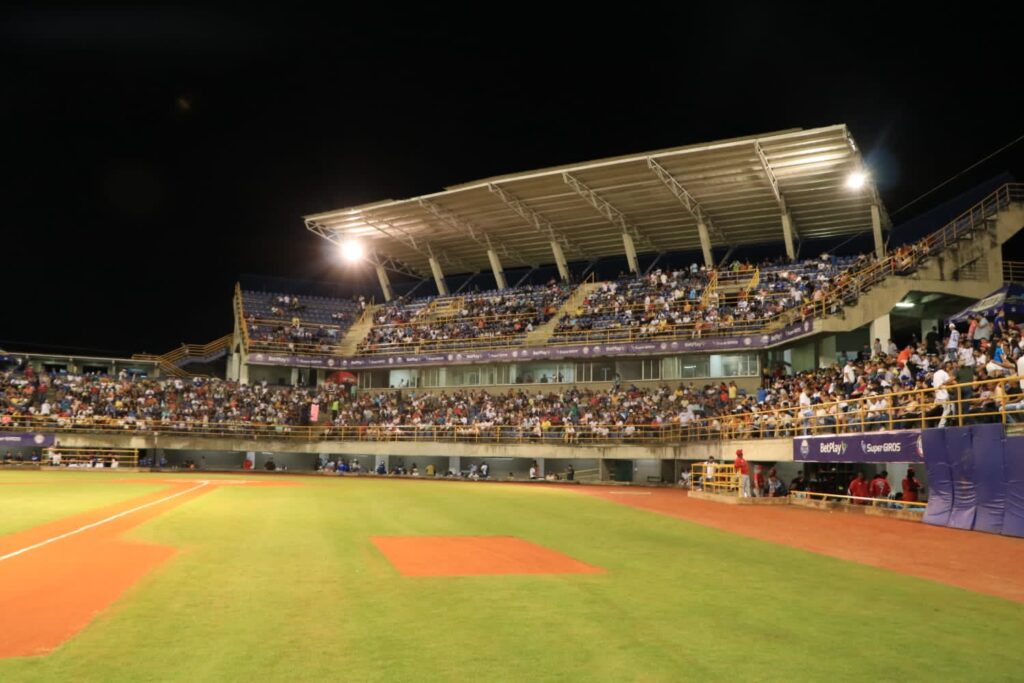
[132,335,232,378]
[789,490,927,509]
[1,374,1021,446]
[1005,261,1024,284]
[690,463,738,494]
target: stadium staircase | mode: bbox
[420,296,464,321]
[815,184,1024,335]
[334,304,380,356]
[132,334,232,379]
[523,280,603,346]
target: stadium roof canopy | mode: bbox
[305,124,889,277]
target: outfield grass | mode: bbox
[1,472,1022,682]
[0,472,164,536]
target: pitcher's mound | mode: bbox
[372,535,603,577]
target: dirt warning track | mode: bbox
[576,487,1024,603]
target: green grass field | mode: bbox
[1,471,1022,682]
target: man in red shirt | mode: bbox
[848,472,870,504]
[869,470,892,503]
[734,448,750,497]
[902,468,923,503]
[752,464,765,497]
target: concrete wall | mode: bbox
[49,430,798,464]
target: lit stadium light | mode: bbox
[340,239,364,262]
[846,171,868,190]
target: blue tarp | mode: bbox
[972,424,1007,534]
[1002,436,1024,539]
[948,284,1024,323]
[945,428,977,530]
[922,428,954,527]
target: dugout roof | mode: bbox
[305,124,889,276]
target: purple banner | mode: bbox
[794,430,924,463]
[248,318,815,369]
[0,433,56,448]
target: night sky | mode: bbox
[4,6,1022,356]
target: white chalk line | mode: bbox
[0,480,210,563]
[606,491,653,496]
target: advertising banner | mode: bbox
[794,430,924,463]
[0,433,56,448]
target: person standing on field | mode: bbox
[734,449,751,497]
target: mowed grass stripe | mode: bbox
[0,476,166,537]
[1,476,1021,682]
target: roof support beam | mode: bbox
[870,203,884,260]
[755,141,801,259]
[417,199,524,266]
[645,158,727,245]
[487,248,508,290]
[307,218,426,278]
[361,215,474,276]
[550,240,570,281]
[781,212,797,261]
[487,183,591,260]
[427,247,449,296]
[697,221,713,268]
[374,260,394,302]
[561,172,659,254]
[622,232,639,274]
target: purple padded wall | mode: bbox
[1002,436,1024,539]
[922,428,954,527]
[971,424,1007,534]
[945,427,977,530]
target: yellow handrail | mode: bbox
[789,490,928,508]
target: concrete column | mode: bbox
[536,458,545,478]
[550,240,570,281]
[375,264,394,302]
[290,367,300,386]
[870,315,891,353]
[818,335,838,368]
[622,232,639,274]
[375,455,388,473]
[781,212,797,261]
[487,249,508,290]
[871,203,884,260]
[448,456,460,476]
[697,221,713,267]
[238,358,249,385]
[226,353,237,380]
[428,256,449,296]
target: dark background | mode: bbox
[3,6,1022,355]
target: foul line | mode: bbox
[606,492,653,496]
[0,480,210,563]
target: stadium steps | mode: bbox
[524,281,602,346]
[419,297,464,321]
[816,199,1024,335]
[132,334,232,379]
[335,304,380,356]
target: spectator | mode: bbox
[734,448,751,497]
[848,472,870,504]
[902,467,923,503]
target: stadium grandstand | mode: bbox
[3,126,1024,490]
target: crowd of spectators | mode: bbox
[552,255,864,342]
[358,282,571,353]
[3,307,1020,442]
[241,290,366,354]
